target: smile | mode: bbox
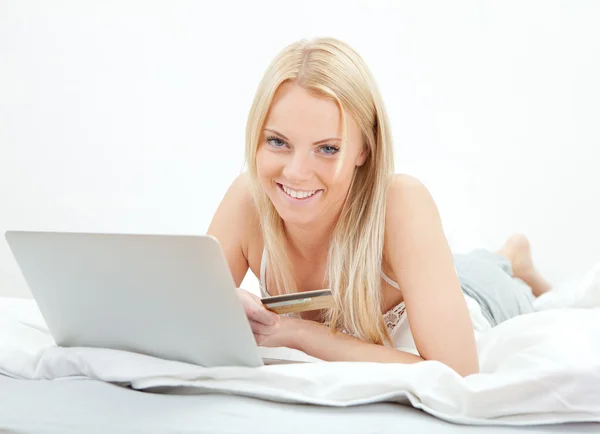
[276,182,323,202]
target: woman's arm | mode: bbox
[384,175,479,376]
[206,172,252,288]
[286,318,424,364]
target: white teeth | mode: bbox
[281,184,317,199]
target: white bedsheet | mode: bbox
[1,262,600,426]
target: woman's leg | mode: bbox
[454,248,532,327]
[496,234,552,297]
[453,233,550,327]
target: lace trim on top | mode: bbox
[383,301,406,333]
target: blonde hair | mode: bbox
[243,37,395,345]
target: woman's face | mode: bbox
[256,81,368,226]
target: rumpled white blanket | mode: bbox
[1,263,600,426]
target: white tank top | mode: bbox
[258,246,490,355]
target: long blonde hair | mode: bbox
[244,37,395,345]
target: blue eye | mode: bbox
[320,145,340,155]
[267,136,287,148]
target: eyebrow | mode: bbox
[263,128,341,145]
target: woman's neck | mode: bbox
[283,220,335,263]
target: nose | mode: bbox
[282,149,312,183]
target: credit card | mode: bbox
[261,289,334,314]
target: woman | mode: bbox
[207,37,552,376]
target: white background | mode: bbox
[1,0,599,298]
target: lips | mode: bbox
[276,182,323,201]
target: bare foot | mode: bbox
[497,234,552,297]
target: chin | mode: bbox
[270,203,311,223]
[279,213,315,226]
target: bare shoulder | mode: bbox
[383,173,443,265]
[227,172,261,258]
[229,171,253,200]
[385,174,438,222]
[206,171,260,287]
[238,172,262,255]
[229,172,257,215]
[386,173,431,201]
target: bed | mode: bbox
[1,262,600,432]
[1,375,598,434]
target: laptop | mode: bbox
[4,231,319,367]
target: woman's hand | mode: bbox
[253,316,303,348]
[236,288,280,336]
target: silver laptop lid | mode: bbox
[5,231,263,368]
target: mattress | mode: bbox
[1,375,598,434]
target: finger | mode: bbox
[237,288,280,325]
[238,287,261,303]
[247,304,279,326]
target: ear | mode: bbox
[355,146,369,167]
